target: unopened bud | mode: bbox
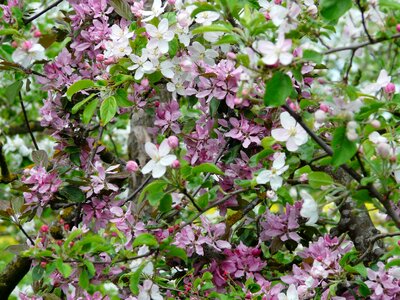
[307,5,318,17]
[384,83,395,94]
[376,143,392,159]
[314,109,326,123]
[126,160,139,172]
[96,54,104,62]
[397,24,400,33]
[33,30,42,38]
[171,160,180,169]
[40,225,49,233]
[167,136,179,149]
[370,120,381,128]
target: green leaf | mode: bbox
[264,72,293,107]
[55,259,72,278]
[197,193,209,209]
[168,37,179,57]
[331,126,357,167]
[379,0,400,9]
[5,81,23,102]
[110,0,134,20]
[357,281,372,297]
[84,260,96,277]
[132,233,159,248]
[115,89,132,107]
[66,79,94,100]
[82,98,98,124]
[32,265,45,281]
[0,29,21,36]
[164,245,188,263]
[192,163,224,175]
[139,180,168,203]
[344,263,367,277]
[100,96,117,125]
[190,3,218,17]
[308,172,333,188]
[159,194,172,212]
[71,94,96,114]
[192,24,232,34]
[320,0,352,21]
[59,185,86,203]
[303,49,323,64]
[79,269,90,289]
[130,264,144,294]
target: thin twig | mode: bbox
[16,223,35,245]
[19,92,39,151]
[182,189,202,212]
[23,0,64,24]
[282,104,400,228]
[343,50,355,84]
[356,0,374,43]
[324,33,400,55]
[124,175,152,205]
[87,126,104,168]
[355,232,400,264]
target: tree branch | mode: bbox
[19,92,39,151]
[23,0,64,24]
[0,255,32,298]
[324,33,400,55]
[6,121,44,135]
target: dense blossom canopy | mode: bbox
[1,0,400,299]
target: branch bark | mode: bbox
[0,255,32,298]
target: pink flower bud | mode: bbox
[40,261,47,268]
[96,54,104,62]
[397,24,400,33]
[104,57,115,65]
[293,47,303,58]
[171,160,180,169]
[177,11,190,27]
[167,0,175,4]
[274,0,282,4]
[126,160,139,172]
[141,78,149,87]
[167,136,179,149]
[11,41,18,48]
[376,143,392,159]
[289,102,299,111]
[320,103,329,113]
[179,59,192,72]
[384,83,395,94]
[234,97,243,105]
[390,155,397,163]
[370,120,381,128]
[227,52,236,60]
[40,225,49,233]
[299,173,309,182]
[22,40,33,51]
[33,30,42,38]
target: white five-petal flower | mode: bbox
[254,33,293,66]
[128,52,155,80]
[145,19,175,54]
[142,139,177,178]
[299,190,319,226]
[271,111,308,152]
[140,0,166,22]
[12,40,45,68]
[256,152,289,191]
[363,69,391,94]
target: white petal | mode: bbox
[279,52,293,65]
[286,137,299,152]
[287,284,299,300]
[158,139,171,156]
[158,40,169,54]
[262,53,278,65]
[142,160,156,174]
[270,175,283,191]
[145,24,158,37]
[271,128,290,142]
[163,30,175,42]
[280,112,296,129]
[160,154,177,166]
[256,170,271,184]
[273,152,286,169]
[152,163,166,178]
[158,19,169,33]
[145,142,159,160]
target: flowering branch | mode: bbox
[282,104,400,228]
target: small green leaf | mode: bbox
[320,0,352,21]
[197,193,209,209]
[130,264,145,295]
[82,98,98,124]
[79,269,90,289]
[55,259,72,278]
[66,79,94,100]
[132,233,159,248]
[159,194,172,212]
[331,126,357,167]
[344,263,367,277]
[164,245,188,263]
[59,185,86,203]
[0,29,21,36]
[168,37,179,57]
[303,49,323,64]
[115,89,132,107]
[110,0,133,20]
[308,172,333,188]
[192,163,224,175]
[264,72,293,107]
[5,81,23,102]
[192,24,232,34]
[71,94,96,114]
[100,96,117,125]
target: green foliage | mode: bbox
[264,72,293,107]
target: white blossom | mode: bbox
[145,19,175,54]
[128,52,155,80]
[363,69,391,94]
[254,33,293,66]
[12,40,45,68]
[138,280,163,300]
[140,0,166,22]
[142,139,177,178]
[271,111,308,152]
[256,152,289,191]
[300,190,319,226]
[188,41,219,65]
[278,284,299,300]
[195,11,220,25]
